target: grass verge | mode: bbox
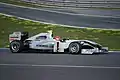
[0,0,120,10]
[0,14,120,50]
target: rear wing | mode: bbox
[9,32,22,43]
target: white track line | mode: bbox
[0,48,9,49]
[0,48,120,53]
[0,2,120,18]
[0,48,120,52]
[109,51,120,52]
[0,13,120,30]
[0,13,86,29]
[0,64,120,69]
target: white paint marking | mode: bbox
[0,13,120,30]
[0,48,120,53]
[0,48,9,50]
[109,51,120,52]
[0,13,86,29]
[0,2,120,18]
[0,64,120,69]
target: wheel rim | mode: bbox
[11,43,20,52]
[69,43,79,53]
[70,47,77,52]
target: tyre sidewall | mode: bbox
[10,40,23,53]
[69,42,81,54]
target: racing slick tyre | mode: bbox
[10,40,24,53]
[68,42,82,54]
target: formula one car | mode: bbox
[9,31,108,54]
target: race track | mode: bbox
[0,2,120,80]
[0,49,120,80]
[0,2,120,29]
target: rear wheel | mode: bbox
[68,42,81,54]
[10,40,24,53]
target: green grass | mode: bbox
[0,0,120,10]
[89,7,120,10]
[0,14,120,50]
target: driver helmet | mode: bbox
[54,36,61,41]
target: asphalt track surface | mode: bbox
[0,48,120,80]
[0,3,120,29]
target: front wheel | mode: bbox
[10,40,24,53]
[68,42,81,54]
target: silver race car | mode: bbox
[9,31,108,54]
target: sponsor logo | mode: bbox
[36,44,54,48]
[36,45,48,47]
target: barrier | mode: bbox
[21,0,120,8]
